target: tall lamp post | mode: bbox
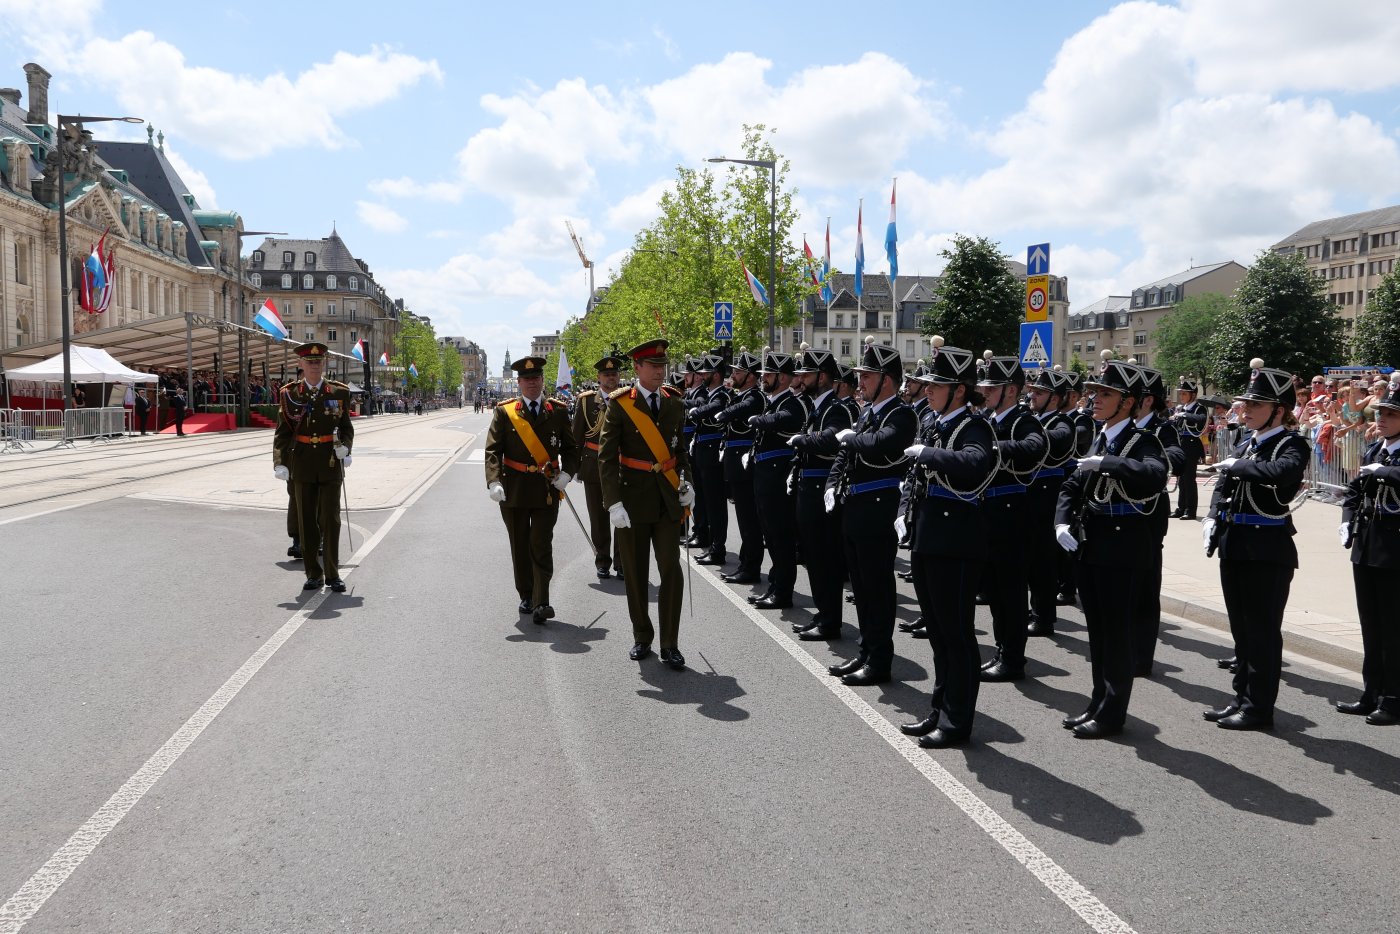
[707,156,776,348]
[55,114,143,409]
[233,229,285,427]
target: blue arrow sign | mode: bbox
[713,301,734,322]
[1027,243,1051,277]
[714,301,734,341]
[1019,321,1053,369]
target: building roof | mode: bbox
[1274,204,1400,245]
[1072,295,1131,316]
[251,230,364,273]
[1132,261,1235,293]
[97,139,218,267]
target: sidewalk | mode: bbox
[1159,480,1360,670]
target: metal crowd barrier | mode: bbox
[61,407,129,446]
[1206,422,1353,506]
[1,409,65,451]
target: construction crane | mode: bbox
[565,220,596,310]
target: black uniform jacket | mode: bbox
[791,390,854,489]
[1343,439,1400,569]
[750,388,807,469]
[1208,429,1310,567]
[1174,400,1209,460]
[828,397,917,535]
[1055,421,1169,568]
[1140,412,1185,537]
[715,385,764,481]
[909,407,996,559]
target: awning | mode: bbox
[4,345,159,383]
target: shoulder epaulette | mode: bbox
[609,387,631,400]
[578,389,597,399]
[326,379,350,391]
[660,385,681,398]
[496,397,518,407]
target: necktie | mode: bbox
[649,392,660,421]
[529,401,538,419]
[1093,433,1106,455]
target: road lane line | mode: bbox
[0,433,474,934]
[0,502,89,526]
[694,565,1137,934]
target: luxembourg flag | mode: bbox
[377,351,389,366]
[408,362,419,378]
[737,251,769,306]
[854,199,865,298]
[885,179,898,287]
[821,218,832,305]
[253,298,289,341]
[803,236,820,289]
[350,339,367,362]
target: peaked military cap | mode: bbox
[594,349,625,372]
[695,351,729,375]
[1177,376,1198,393]
[977,355,1026,388]
[837,363,857,386]
[1065,371,1085,393]
[1139,366,1167,399]
[1027,367,1072,394]
[511,355,547,375]
[1087,359,1147,398]
[853,338,903,378]
[926,341,978,385]
[759,349,796,375]
[795,346,840,377]
[295,342,328,359]
[1233,358,1296,408]
[732,348,762,371]
[625,338,669,365]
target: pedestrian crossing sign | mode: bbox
[1019,321,1053,368]
[714,301,735,341]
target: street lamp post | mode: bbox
[55,114,143,409]
[708,156,777,348]
[234,229,285,427]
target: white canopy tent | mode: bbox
[3,345,158,410]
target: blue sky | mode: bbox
[5,0,1400,370]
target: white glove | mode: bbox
[1360,462,1383,476]
[341,455,352,468]
[333,444,350,460]
[834,428,856,444]
[1055,523,1078,553]
[894,515,908,539]
[786,434,800,447]
[273,465,289,482]
[1339,521,1350,547]
[742,451,751,469]
[1075,455,1104,473]
[487,482,506,503]
[904,443,926,459]
[747,415,761,427]
[678,482,695,507]
[609,503,631,528]
[1214,457,1239,473]
[551,471,571,491]
[823,489,836,513]
[1201,518,1216,553]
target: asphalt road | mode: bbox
[2,409,1396,933]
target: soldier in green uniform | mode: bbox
[273,343,354,592]
[485,355,580,623]
[599,338,694,669]
[571,350,626,579]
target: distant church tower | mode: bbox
[501,347,511,380]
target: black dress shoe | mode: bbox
[1027,618,1055,637]
[917,728,970,749]
[1133,663,1154,679]
[1203,703,1240,722]
[897,617,920,633]
[722,572,759,584]
[1365,708,1399,726]
[1055,591,1076,606]
[629,643,652,661]
[596,567,611,580]
[974,593,989,605]
[327,578,346,593]
[845,592,855,603]
[909,626,929,640]
[615,567,624,581]
[1216,709,1273,731]
[792,618,820,633]
[979,661,1026,683]
[659,648,686,670]
[798,626,840,641]
[754,595,793,610]
[1072,720,1122,739]
[1177,512,1198,521]
[287,541,301,557]
[1216,656,1237,669]
[303,578,322,591]
[532,605,554,624]
[747,589,773,604]
[518,600,533,614]
[694,552,727,566]
[1169,508,1184,519]
[841,665,890,686]
[828,656,865,677]
[898,570,914,581]
[900,713,940,737]
[1062,712,1094,729]
[1336,699,1376,715]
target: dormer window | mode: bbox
[282,251,294,266]
[303,274,314,289]
[251,250,264,264]
[327,274,337,290]
[250,273,261,288]
[305,251,317,267]
[281,274,292,289]
[348,276,358,292]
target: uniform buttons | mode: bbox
[1114,525,1121,531]
[944,511,950,517]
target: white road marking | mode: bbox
[464,448,485,463]
[0,502,90,526]
[694,565,1137,934]
[0,432,473,934]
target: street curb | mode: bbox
[1160,590,1363,674]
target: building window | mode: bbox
[281,274,292,289]
[348,303,358,319]
[327,274,337,290]
[881,314,892,329]
[302,274,314,289]
[282,251,294,266]
[1086,340,1096,353]
[349,330,357,343]
[1118,313,1128,327]
[305,251,316,267]
[834,313,843,328]
[349,276,358,291]
[905,340,914,357]
[304,301,314,316]
[1164,288,1175,302]
[304,330,315,341]
[1072,342,1082,355]
[14,241,29,284]
[249,273,261,288]
[840,339,852,357]
[251,250,263,264]
[327,328,337,342]
[327,302,337,316]
[1134,331,1148,346]
[1134,294,1143,307]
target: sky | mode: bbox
[4,0,1400,371]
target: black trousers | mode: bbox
[913,554,981,735]
[286,480,299,540]
[1134,544,1165,673]
[295,477,343,581]
[1077,562,1140,728]
[1027,482,1062,628]
[500,504,558,607]
[1219,558,1293,717]
[693,443,727,555]
[724,452,765,575]
[136,410,149,433]
[845,528,899,672]
[1177,456,1200,515]
[688,435,709,546]
[754,464,798,598]
[796,482,844,627]
[983,494,1030,667]
[618,516,683,649]
[1354,563,1400,712]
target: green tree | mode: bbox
[398,316,441,394]
[1208,250,1344,392]
[1067,353,1088,378]
[1152,293,1230,388]
[439,341,464,396]
[1350,265,1400,366]
[918,235,1023,355]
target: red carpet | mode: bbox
[160,413,235,434]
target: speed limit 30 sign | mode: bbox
[1025,274,1049,322]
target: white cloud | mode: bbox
[377,252,558,322]
[605,178,674,232]
[355,201,408,234]
[652,26,679,62]
[366,177,465,202]
[164,147,217,209]
[0,0,100,64]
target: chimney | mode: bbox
[0,88,20,108]
[23,62,50,126]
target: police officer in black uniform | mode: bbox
[1025,367,1077,638]
[1201,359,1311,731]
[825,338,917,686]
[898,338,997,747]
[686,352,732,568]
[1171,377,1209,519]
[1339,382,1400,725]
[1132,366,1185,677]
[747,349,807,609]
[1055,359,1168,738]
[682,358,710,549]
[788,345,855,639]
[714,350,766,584]
[1056,371,1098,606]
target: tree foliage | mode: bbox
[1208,250,1344,392]
[438,340,464,395]
[918,235,1023,356]
[1151,293,1230,388]
[1350,264,1400,366]
[398,317,442,394]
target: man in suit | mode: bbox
[825,338,917,686]
[273,343,355,592]
[571,350,626,579]
[1172,378,1209,519]
[714,350,766,585]
[599,339,694,670]
[170,387,188,435]
[685,352,732,568]
[747,349,807,610]
[1202,359,1311,731]
[134,389,151,435]
[484,355,580,623]
[1055,359,1168,738]
[1339,383,1400,725]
